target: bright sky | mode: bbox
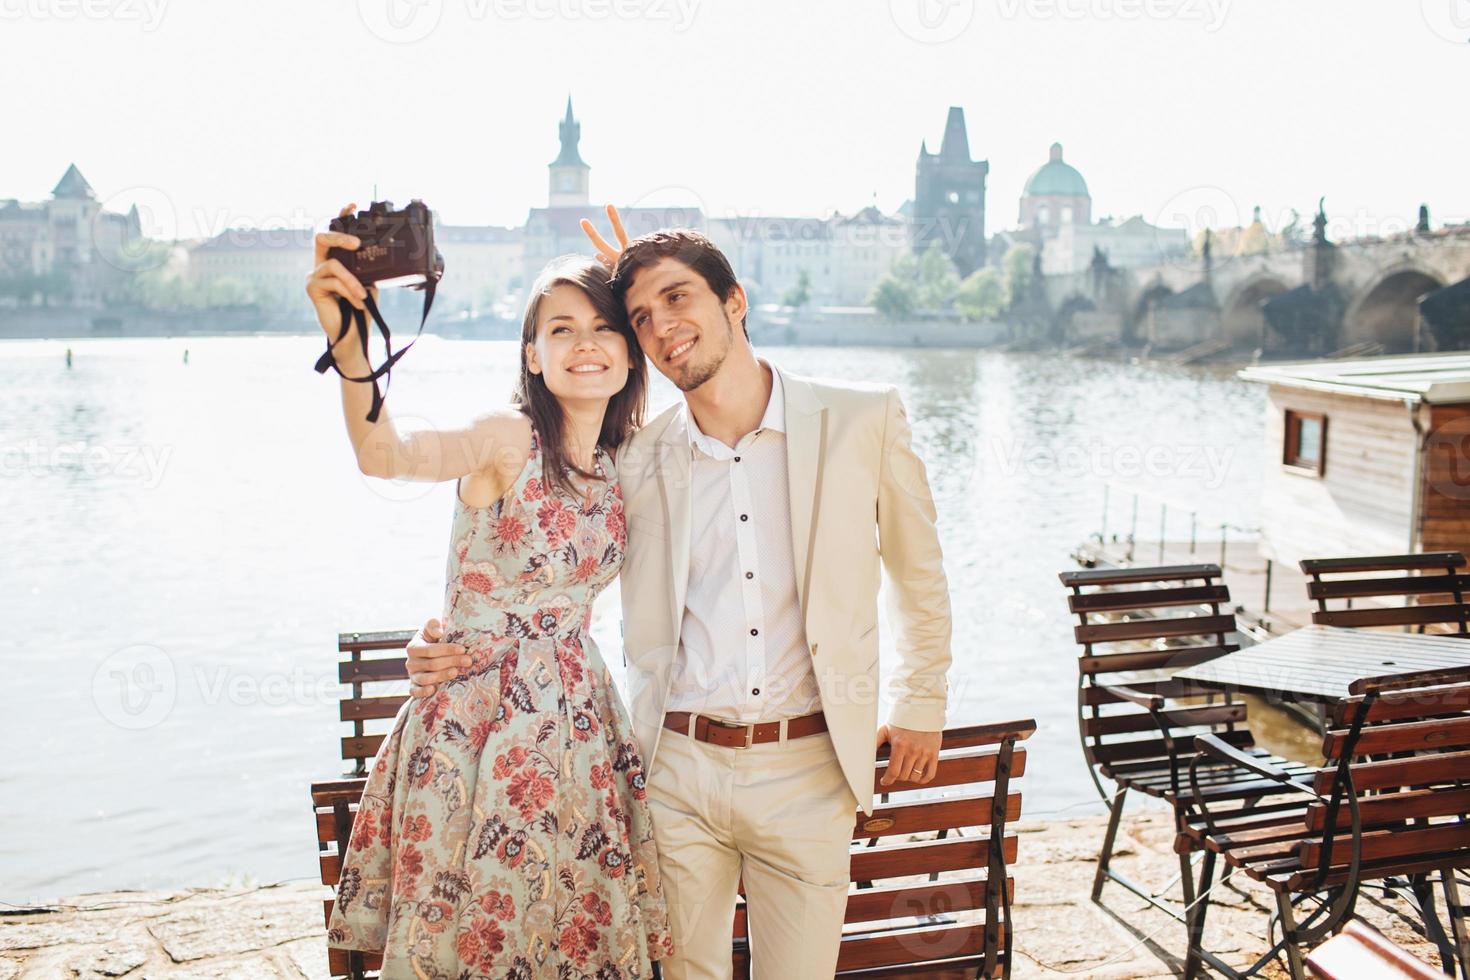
[4,0,1466,240]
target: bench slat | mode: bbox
[1074,613,1236,645]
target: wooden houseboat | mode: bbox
[1075,352,1470,637]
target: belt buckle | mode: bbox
[709,717,754,748]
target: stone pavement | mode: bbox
[0,813,1447,979]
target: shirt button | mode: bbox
[752,688,760,695]
[745,571,753,580]
[750,628,759,636]
[734,456,741,462]
[740,514,749,522]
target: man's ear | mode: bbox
[526,342,541,375]
[724,283,749,331]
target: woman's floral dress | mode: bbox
[327,428,673,979]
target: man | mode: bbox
[406,213,953,978]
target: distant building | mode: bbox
[912,107,988,276]
[522,98,702,289]
[0,164,143,305]
[1042,215,1189,275]
[436,223,523,315]
[548,98,591,209]
[1018,143,1091,232]
[189,226,315,309]
[708,207,909,308]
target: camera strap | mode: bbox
[313,280,436,423]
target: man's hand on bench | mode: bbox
[405,617,470,698]
[877,724,941,786]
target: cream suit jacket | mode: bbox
[615,365,953,815]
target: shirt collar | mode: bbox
[687,359,785,459]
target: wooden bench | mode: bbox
[310,630,1035,979]
[1057,564,1317,925]
[1180,666,1470,980]
[1306,919,1443,980]
[1301,552,1470,634]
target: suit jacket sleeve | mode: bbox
[876,385,953,731]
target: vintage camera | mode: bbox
[328,199,445,290]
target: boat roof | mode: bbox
[1238,353,1470,405]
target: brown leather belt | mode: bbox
[663,710,828,748]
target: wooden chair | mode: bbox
[1306,919,1443,980]
[1300,552,1470,635]
[1058,563,1317,923]
[311,630,1035,979]
[1180,666,1470,980]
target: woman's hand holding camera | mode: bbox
[306,202,379,367]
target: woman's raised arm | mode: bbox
[306,202,532,490]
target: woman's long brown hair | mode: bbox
[512,255,646,500]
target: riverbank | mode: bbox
[0,812,1444,979]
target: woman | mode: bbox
[307,204,672,978]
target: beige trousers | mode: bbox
[646,723,858,980]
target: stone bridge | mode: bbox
[1040,224,1470,354]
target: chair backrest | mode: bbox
[1058,564,1249,783]
[732,720,1036,980]
[1306,919,1443,980]
[1297,667,1470,892]
[333,629,414,776]
[1300,552,1470,634]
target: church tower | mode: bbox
[912,107,988,276]
[549,97,590,207]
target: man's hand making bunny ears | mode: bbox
[580,204,630,273]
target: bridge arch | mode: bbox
[1221,275,1290,349]
[1344,265,1444,352]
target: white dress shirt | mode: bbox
[667,363,823,723]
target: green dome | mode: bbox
[1024,143,1089,198]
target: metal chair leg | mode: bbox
[1439,871,1469,980]
[1183,849,1217,980]
[1413,872,1459,975]
[1275,889,1308,980]
[1092,786,1127,903]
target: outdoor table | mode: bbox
[1174,623,1470,703]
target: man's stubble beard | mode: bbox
[672,310,735,393]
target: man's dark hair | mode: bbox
[610,229,748,338]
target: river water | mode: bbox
[0,336,1267,902]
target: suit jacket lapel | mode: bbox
[656,406,693,638]
[780,368,827,627]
